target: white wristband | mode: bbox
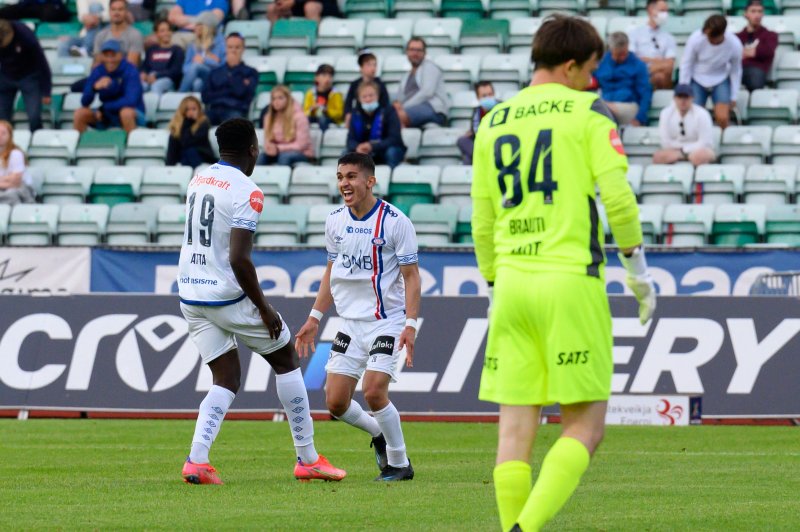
[309,309,323,321]
[405,318,418,330]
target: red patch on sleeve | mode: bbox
[249,190,264,213]
[609,129,625,155]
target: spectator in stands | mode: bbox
[126,0,153,21]
[628,0,677,90]
[0,120,34,206]
[347,80,406,169]
[653,83,716,166]
[260,84,313,166]
[0,0,69,22]
[202,33,257,125]
[74,39,146,133]
[166,95,215,167]
[344,50,390,126]
[596,32,652,126]
[57,1,107,58]
[93,0,144,67]
[230,0,250,20]
[680,15,743,129]
[0,20,51,133]
[141,20,184,96]
[736,0,778,92]
[168,0,227,50]
[303,64,343,132]
[178,11,225,93]
[394,37,449,128]
[266,0,341,24]
[457,81,497,166]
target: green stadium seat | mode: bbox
[57,204,109,246]
[410,203,459,245]
[106,203,158,245]
[36,22,82,50]
[75,129,126,167]
[89,166,143,207]
[455,204,472,243]
[7,204,60,246]
[344,0,390,18]
[256,204,309,245]
[459,19,509,54]
[225,20,271,54]
[711,204,766,247]
[393,0,437,19]
[535,0,583,15]
[388,165,440,215]
[765,204,800,245]
[440,0,485,21]
[247,55,287,96]
[267,19,318,56]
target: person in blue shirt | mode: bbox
[73,39,146,133]
[346,80,406,169]
[202,33,257,126]
[595,31,653,126]
[178,11,225,93]
[168,0,228,49]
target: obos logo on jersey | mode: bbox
[609,129,625,155]
[249,190,264,213]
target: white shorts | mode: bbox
[324,314,405,383]
[180,297,291,364]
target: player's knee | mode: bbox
[326,396,349,418]
[363,386,388,411]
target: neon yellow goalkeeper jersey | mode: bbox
[470,82,642,282]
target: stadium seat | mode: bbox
[388,164,440,214]
[621,126,660,165]
[36,21,82,50]
[607,16,646,35]
[250,90,272,123]
[306,203,340,245]
[489,0,534,22]
[12,93,58,131]
[288,166,336,205]
[638,203,664,244]
[449,90,479,130]
[59,93,96,129]
[12,129,31,153]
[285,55,337,93]
[419,128,464,166]
[401,128,422,161]
[251,165,291,204]
[412,18,462,56]
[719,126,771,165]
[536,0,582,15]
[309,127,322,161]
[743,164,794,206]
[765,204,800,245]
[440,0,485,21]
[248,55,287,95]
[454,204,472,243]
[50,57,92,93]
[140,166,192,206]
[256,204,309,244]
[627,164,644,196]
[332,55,363,95]
[7,203,60,246]
[316,19,366,56]
[124,129,170,166]
[439,165,473,207]
[394,0,437,19]
[663,14,707,46]
[155,204,187,245]
[105,203,158,246]
[374,164,391,198]
[89,166,144,207]
[433,54,481,93]
[225,20,271,54]
[267,19,318,56]
[770,125,800,165]
[40,166,94,205]
[75,129,126,167]
[662,203,714,246]
[508,17,542,54]
[363,18,413,56]
[57,204,109,245]
[381,54,412,91]
[143,92,160,126]
[692,164,745,205]
[459,19,509,55]
[344,0,391,19]
[478,54,530,94]
[156,92,200,129]
[640,163,693,206]
[760,15,800,46]
[774,51,800,90]
[586,0,625,16]
[28,129,80,167]
[711,204,766,246]
[320,128,348,167]
[648,90,674,123]
[0,203,9,243]
[410,203,459,245]
[747,89,798,126]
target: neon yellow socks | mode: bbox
[493,460,532,531]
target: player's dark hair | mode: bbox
[226,31,245,43]
[338,152,375,177]
[703,14,727,38]
[646,0,662,7]
[531,15,604,70]
[357,51,376,66]
[216,118,256,154]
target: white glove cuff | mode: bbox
[618,247,648,277]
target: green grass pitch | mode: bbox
[3,419,799,530]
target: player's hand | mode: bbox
[618,249,657,325]
[259,305,283,340]
[294,319,319,358]
[398,326,415,367]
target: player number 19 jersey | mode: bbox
[178,161,265,305]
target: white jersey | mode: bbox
[178,161,264,305]
[326,199,418,321]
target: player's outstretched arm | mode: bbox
[295,261,335,358]
[398,263,421,368]
[230,228,282,339]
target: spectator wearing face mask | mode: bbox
[346,80,405,168]
[627,0,677,89]
[457,81,498,165]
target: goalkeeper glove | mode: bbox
[618,247,656,325]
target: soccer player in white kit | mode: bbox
[178,118,346,484]
[295,153,421,481]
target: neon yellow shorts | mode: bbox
[479,267,612,406]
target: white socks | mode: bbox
[189,385,236,464]
[373,402,409,467]
[276,368,319,465]
[338,400,382,437]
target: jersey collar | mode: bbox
[216,160,243,172]
[348,198,382,221]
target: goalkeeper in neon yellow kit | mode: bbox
[471,15,657,532]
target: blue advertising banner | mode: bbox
[91,247,799,296]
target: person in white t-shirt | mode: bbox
[628,0,677,89]
[295,152,421,482]
[178,118,346,485]
[653,83,716,166]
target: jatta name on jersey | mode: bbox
[513,99,574,119]
[190,253,206,265]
